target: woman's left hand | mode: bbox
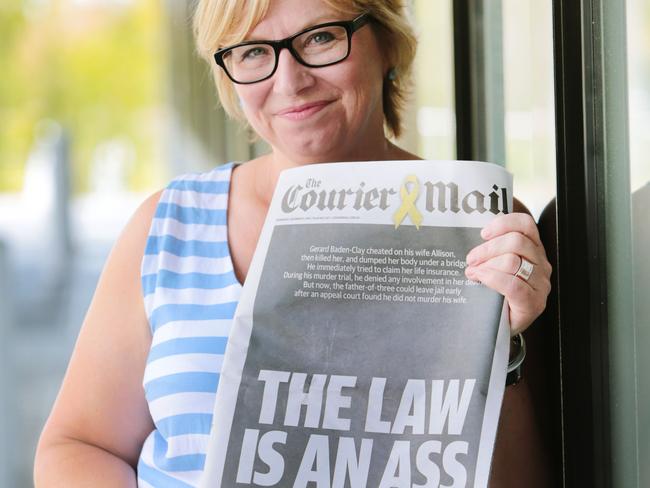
[464,212,552,335]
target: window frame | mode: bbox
[453,0,638,485]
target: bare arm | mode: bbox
[490,379,551,487]
[34,191,162,487]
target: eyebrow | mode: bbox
[245,14,343,42]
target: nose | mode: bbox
[271,48,315,96]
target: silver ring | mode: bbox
[515,257,534,282]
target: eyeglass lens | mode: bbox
[223,25,349,83]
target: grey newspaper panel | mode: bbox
[201,161,513,488]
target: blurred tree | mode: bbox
[0,0,166,193]
[0,1,30,191]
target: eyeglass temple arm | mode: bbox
[352,13,370,31]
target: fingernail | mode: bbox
[481,228,491,239]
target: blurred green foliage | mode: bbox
[0,0,165,192]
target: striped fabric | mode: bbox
[138,163,242,487]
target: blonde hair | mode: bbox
[193,0,417,138]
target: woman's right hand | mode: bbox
[33,191,162,487]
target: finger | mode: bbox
[474,253,522,276]
[466,232,543,267]
[466,262,533,295]
[464,265,548,333]
[480,213,542,246]
[466,254,551,294]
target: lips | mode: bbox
[276,100,333,120]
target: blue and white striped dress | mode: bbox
[137,163,242,487]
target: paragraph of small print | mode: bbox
[281,244,480,305]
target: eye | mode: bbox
[305,29,336,45]
[240,46,270,61]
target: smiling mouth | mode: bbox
[276,100,333,120]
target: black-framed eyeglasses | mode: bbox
[214,13,371,84]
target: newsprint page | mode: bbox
[201,160,513,488]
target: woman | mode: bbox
[34,0,552,486]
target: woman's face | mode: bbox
[234,0,388,164]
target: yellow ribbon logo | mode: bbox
[393,174,423,229]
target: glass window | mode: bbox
[502,0,556,219]
[408,0,556,219]
[402,0,456,160]
[626,0,649,484]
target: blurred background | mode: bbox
[0,0,647,486]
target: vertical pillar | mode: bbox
[552,0,635,485]
[453,0,506,165]
[164,0,254,173]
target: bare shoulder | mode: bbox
[37,190,164,468]
[117,189,163,256]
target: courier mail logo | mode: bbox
[280,175,510,228]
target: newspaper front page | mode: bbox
[201,160,513,488]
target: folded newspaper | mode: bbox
[201,160,512,488]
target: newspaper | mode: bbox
[201,160,513,488]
